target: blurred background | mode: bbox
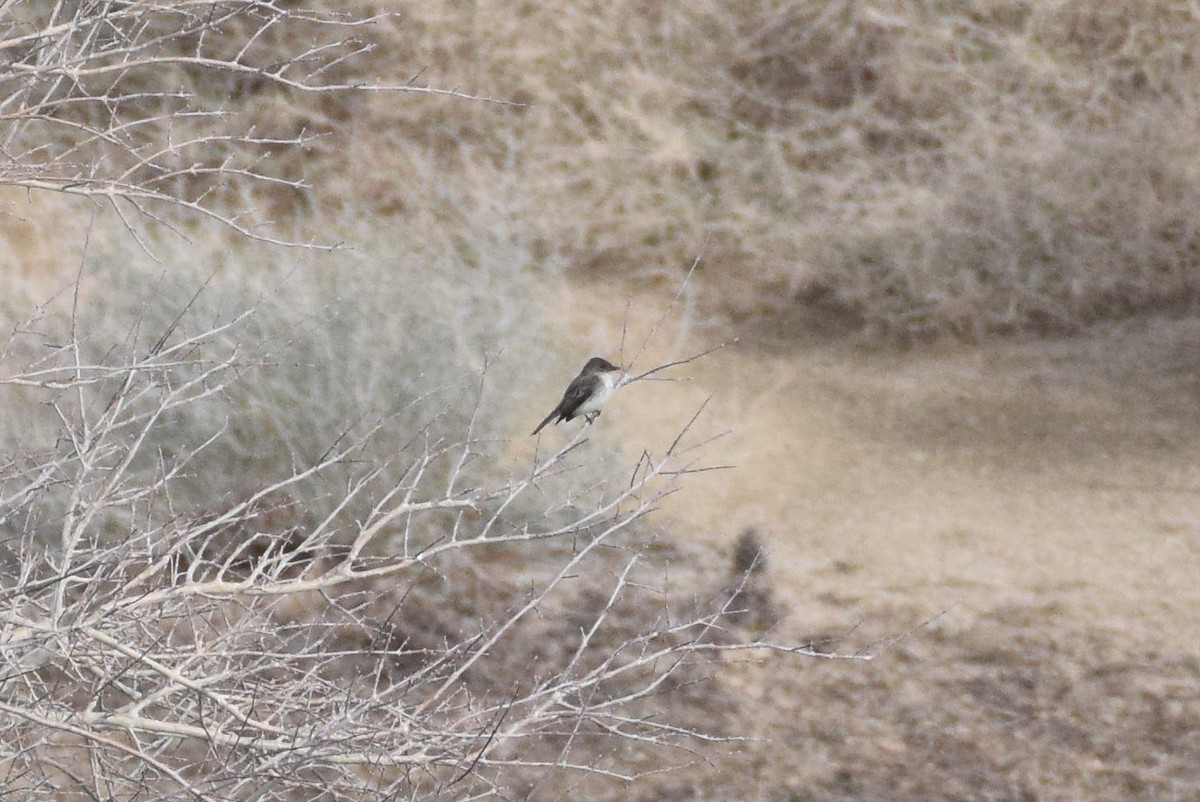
[4,1,1200,798]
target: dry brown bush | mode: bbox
[10,0,1200,336]
[0,0,488,245]
[815,110,1200,339]
[244,0,1200,338]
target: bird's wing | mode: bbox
[555,374,596,420]
[531,373,595,435]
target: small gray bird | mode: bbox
[531,357,621,435]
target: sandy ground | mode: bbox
[554,284,1200,800]
[577,291,1200,648]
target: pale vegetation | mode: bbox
[3,0,1199,799]
[219,0,1200,339]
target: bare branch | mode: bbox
[0,261,861,800]
[0,2,516,248]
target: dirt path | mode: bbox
[550,288,1200,798]
[570,286,1200,649]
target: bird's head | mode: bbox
[584,357,620,373]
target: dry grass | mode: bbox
[0,213,559,544]
[6,0,1200,798]
[11,1,1200,336]
[165,0,1200,339]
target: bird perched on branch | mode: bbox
[532,357,621,435]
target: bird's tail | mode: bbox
[531,411,557,436]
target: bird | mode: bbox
[531,357,622,436]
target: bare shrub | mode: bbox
[17,0,1196,338]
[0,4,859,796]
[0,235,835,799]
[1,215,551,538]
[300,0,1200,337]
[0,0,485,244]
[814,111,1200,339]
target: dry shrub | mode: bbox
[0,1,475,244]
[287,0,1200,338]
[12,0,1200,337]
[1,251,777,797]
[1035,0,1200,102]
[815,111,1200,339]
[0,213,554,546]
